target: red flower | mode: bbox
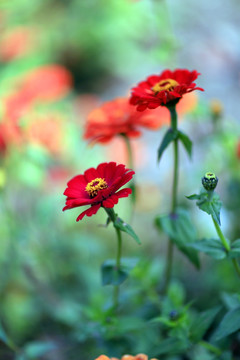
[84,97,168,144]
[63,162,134,221]
[130,69,204,111]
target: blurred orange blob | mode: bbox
[19,65,73,103]
[26,113,66,156]
[237,141,240,159]
[84,93,197,144]
[95,354,158,360]
[0,26,35,61]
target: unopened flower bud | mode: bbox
[202,172,218,191]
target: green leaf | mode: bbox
[150,337,189,356]
[190,306,221,342]
[155,208,200,268]
[23,341,56,359]
[211,307,240,341]
[228,239,240,259]
[101,258,137,286]
[114,217,141,244]
[189,239,227,260]
[187,190,222,225]
[157,128,178,162]
[178,130,192,158]
[221,292,240,310]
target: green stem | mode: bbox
[113,226,122,310]
[104,208,123,310]
[199,341,222,356]
[163,106,178,294]
[212,216,230,252]
[122,134,136,204]
[212,216,240,278]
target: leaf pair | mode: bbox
[101,258,138,286]
[157,128,192,162]
[187,189,222,225]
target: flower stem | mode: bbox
[212,216,230,252]
[163,106,178,294]
[104,207,123,310]
[212,216,240,278]
[122,134,136,204]
[113,226,122,310]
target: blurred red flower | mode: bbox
[26,112,65,156]
[0,26,35,61]
[63,162,134,221]
[130,69,203,111]
[84,97,167,144]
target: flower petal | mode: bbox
[76,203,101,221]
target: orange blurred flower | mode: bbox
[95,354,158,360]
[237,141,240,159]
[0,26,35,61]
[84,93,197,144]
[26,112,66,156]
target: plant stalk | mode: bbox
[163,106,178,293]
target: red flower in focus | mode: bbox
[84,97,168,144]
[130,69,204,111]
[63,162,134,221]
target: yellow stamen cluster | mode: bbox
[152,78,179,94]
[85,177,108,198]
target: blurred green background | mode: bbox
[0,0,240,359]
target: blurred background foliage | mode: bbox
[0,0,240,359]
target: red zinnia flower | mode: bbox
[84,97,168,144]
[63,162,134,221]
[130,69,204,111]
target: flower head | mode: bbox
[63,162,134,221]
[202,172,218,191]
[84,97,168,144]
[95,354,158,360]
[130,69,204,111]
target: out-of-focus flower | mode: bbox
[0,26,35,61]
[26,112,65,156]
[84,97,169,144]
[237,141,240,159]
[63,162,134,221]
[95,354,158,360]
[210,99,223,118]
[3,65,72,123]
[130,69,203,111]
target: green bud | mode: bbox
[202,172,218,191]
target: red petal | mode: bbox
[76,203,101,221]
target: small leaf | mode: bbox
[178,130,192,158]
[150,337,189,356]
[221,292,240,310]
[101,258,137,286]
[189,239,227,260]
[190,306,221,342]
[114,217,141,244]
[211,307,240,341]
[23,341,56,359]
[228,239,240,258]
[157,128,178,162]
[186,194,202,200]
[155,208,200,268]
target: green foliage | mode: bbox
[155,208,200,268]
[189,238,227,260]
[101,258,137,286]
[114,217,141,245]
[187,189,222,225]
[157,129,192,162]
[211,307,240,341]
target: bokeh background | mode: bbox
[0,0,240,359]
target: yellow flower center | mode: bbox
[85,177,108,198]
[152,78,179,94]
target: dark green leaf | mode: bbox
[211,307,240,341]
[150,337,189,356]
[178,130,192,158]
[221,292,240,310]
[190,306,221,342]
[155,208,200,268]
[157,128,178,162]
[186,194,202,200]
[189,239,227,260]
[101,258,137,286]
[114,217,141,244]
[228,239,240,258]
